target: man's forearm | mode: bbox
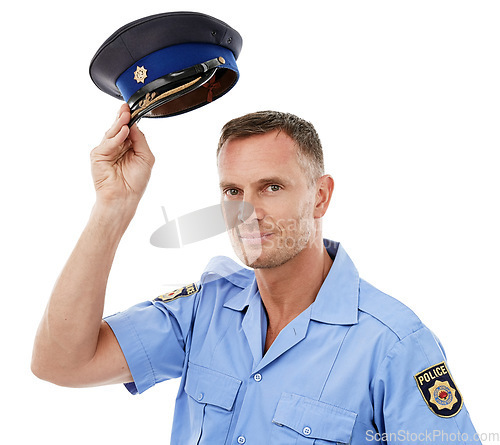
[32,201,136,378]
[32,105,154,385]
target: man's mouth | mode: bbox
[238,232,274,244]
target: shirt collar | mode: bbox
[223,276,259,311]
[310,240,359,325]
[222,240,360,326]
[202,255,254,289]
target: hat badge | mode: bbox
[133,66,148,83]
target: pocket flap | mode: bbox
[185,362,242,411]
[273,393,357,442]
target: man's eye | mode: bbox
[225,188,239,196]
[267,185,281,192]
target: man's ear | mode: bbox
[314,175,334,219]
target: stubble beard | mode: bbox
[229,205,315,269]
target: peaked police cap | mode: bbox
[89,12,242,125]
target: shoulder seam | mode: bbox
[358,307,421,341]
[358,279,423,341]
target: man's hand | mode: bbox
[91,103,155,206]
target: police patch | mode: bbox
[154,283,200,303]
[414,361,463,417]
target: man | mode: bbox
[32,105,480,444]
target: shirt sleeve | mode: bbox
[372,326,481,444]
[104,283,202,395]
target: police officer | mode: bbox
[32,11,481,445]
[32,104,481,444]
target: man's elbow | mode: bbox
[31,341,49,380]
[31,359,87,388]
[31,359,52,384]
[30,351,62,386]
[31,345,81,387]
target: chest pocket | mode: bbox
[184,362,242,444]
[271,393,357,445]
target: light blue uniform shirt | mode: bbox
[105,240,480,444]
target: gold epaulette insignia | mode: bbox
[154,283,200,303]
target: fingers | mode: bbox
[128,123,155,166]
[93,105,131,159]
[92,104,154,168]
[103,104,130,142]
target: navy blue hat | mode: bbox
[90,12,242,125]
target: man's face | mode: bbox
[218,130,317,268]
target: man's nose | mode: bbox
[222,201,256,229]
[237,201,256,223]
[240,193,266,222]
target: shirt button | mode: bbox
[303,426,312,436]
[253,373,262,382]
[237,436,246,444]
[197,393,204,401]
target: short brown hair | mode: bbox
[217,111,324,183]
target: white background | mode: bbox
[1,0,498,443]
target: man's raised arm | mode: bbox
[31,104,155,388]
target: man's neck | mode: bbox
[254,236,333,351]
